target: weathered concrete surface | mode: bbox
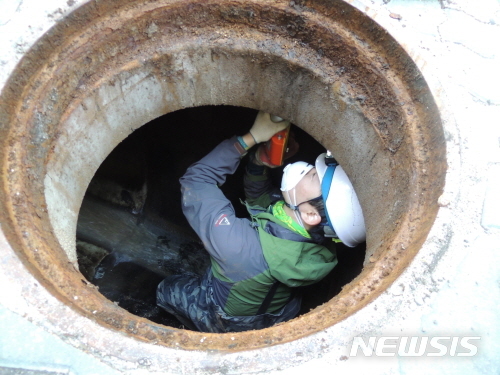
[0,0,499,374]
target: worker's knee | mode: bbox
[156,274,201,309]
[156,278,171,308]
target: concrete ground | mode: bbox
[1,0,499,374]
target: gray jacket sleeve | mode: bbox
[179,137,266,280]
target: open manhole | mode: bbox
[0,0,446,359]
[75,105,367,329]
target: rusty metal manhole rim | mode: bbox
[0,0,445,355]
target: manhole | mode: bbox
[0,0,446,365]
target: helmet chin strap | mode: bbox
[285,188,306,229]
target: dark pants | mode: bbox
[156,268,301,333]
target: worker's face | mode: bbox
[294,168,321,203]
[282,167,324,228]
[289,168,323,227]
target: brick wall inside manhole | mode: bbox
[0,0,446,353]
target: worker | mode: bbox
[156,111,365,333]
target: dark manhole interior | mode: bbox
[76,105,366,330]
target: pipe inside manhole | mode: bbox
[0,0,446,354]
[75,105,367,328]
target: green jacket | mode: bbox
[180,136,337,316]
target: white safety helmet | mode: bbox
[280,161,314,192]
[315,153,366,247]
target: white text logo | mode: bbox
[349,336,480,357]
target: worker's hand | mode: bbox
[249,111,290,144]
